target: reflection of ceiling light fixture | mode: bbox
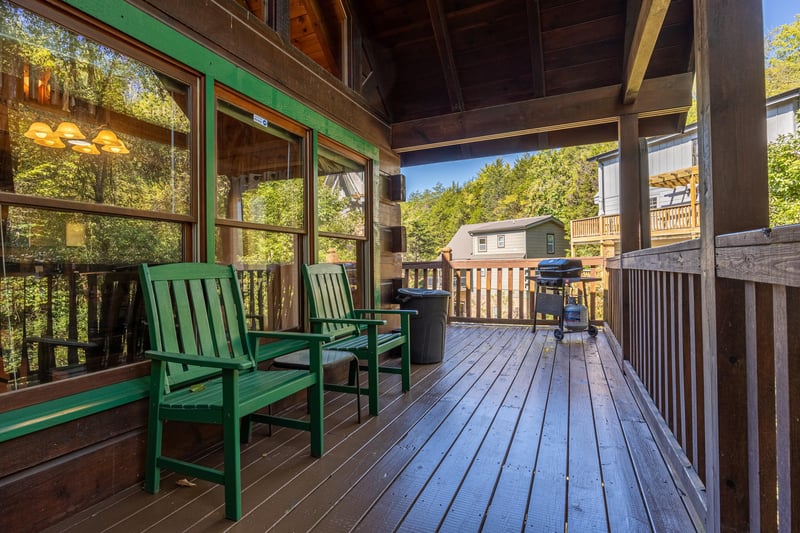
[34,136,66,148]
[24,122,55,139]
[92,129,120,145]
[25,121,127,154]
[101,140,129,154]
[54,121,85,139]
[72,143,100,155]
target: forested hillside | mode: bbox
[401,143,613,260]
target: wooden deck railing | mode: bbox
[402,256,605,325]
[605,223,800,530]
[571,203,700,243]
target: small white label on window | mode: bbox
[253,114,268,128]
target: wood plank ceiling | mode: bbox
[293,0,695,165]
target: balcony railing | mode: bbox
[402,256,605,325]
[605,223,800,529]
[571,203,700,245]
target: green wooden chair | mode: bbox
[300,263,417,415]
[139,262,330,521]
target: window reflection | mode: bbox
[215,95,306,330]
[0,0,192,212]
[318,146,365,236]
[215,227,301,331]
[0,1,195,393]
[317,144,367,307]
[0,207,185,391]
[216,100,304,227]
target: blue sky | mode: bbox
[402,1,799,195]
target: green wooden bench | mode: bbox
[139,262,331,521]
[301,263,417,415]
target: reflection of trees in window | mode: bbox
[317,144,367,307]
[0,0,191,212]
[318,146,365,236]
[0,1,195,391]
[214,95,305,330]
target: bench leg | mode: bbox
[308,378,324,457]
[144,410,163,495]
[222,373,242,521]
[145,363,165,495]
[347,357,362,424]
[367,353,380,416]
[400,340,411,393]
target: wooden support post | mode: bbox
[639,139,651,248]
[441,247,453,323]
[694,1,769,531]
[618,114,645,361]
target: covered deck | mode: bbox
[48,325,697,532]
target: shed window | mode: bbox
[478,237,487,252]
[546,233,556,254]
[497,235,505,248]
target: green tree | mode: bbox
[765,14,800,97]
[768,121,800,226]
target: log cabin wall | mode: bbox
[0,1,401,530]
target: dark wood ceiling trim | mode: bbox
[426,0,464,112]
[526,0,546,97]
[622,0,671,104]
[399,114,683,167]
[391,72,693,152]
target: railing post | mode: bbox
[441,247,453,322]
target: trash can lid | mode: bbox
[397,288,450,297]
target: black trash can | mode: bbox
[397,288,450,364]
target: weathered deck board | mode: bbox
[47,325,697,533]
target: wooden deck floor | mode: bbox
[49,325,698,533]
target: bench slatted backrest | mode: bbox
[140,263,253,392]
[302,263,359,339]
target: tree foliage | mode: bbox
[765,14,800,97]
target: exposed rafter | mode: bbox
[295,0,341,77]
[392,73,693,152]
[622,0,671,104]
[426,0,464,112]
[526,0,546,97]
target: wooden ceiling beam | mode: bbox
[391,72,693,152]
[426,0,464,112]
[621,0,671,104]
[526,0,546,97]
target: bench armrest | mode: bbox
[145,350,253,370]
[248,331,333,343]
[353,309,418,317]
[310,317,386,327]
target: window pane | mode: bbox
[546,233,555,254]
[318,146,365,236]
[215,226,301,330]
[0,1,192,213]
[216,100,304,228]
[318,236,363,307]
[0,207,185,391]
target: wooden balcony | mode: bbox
[46,325,698,532]
[571,204,701,251]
